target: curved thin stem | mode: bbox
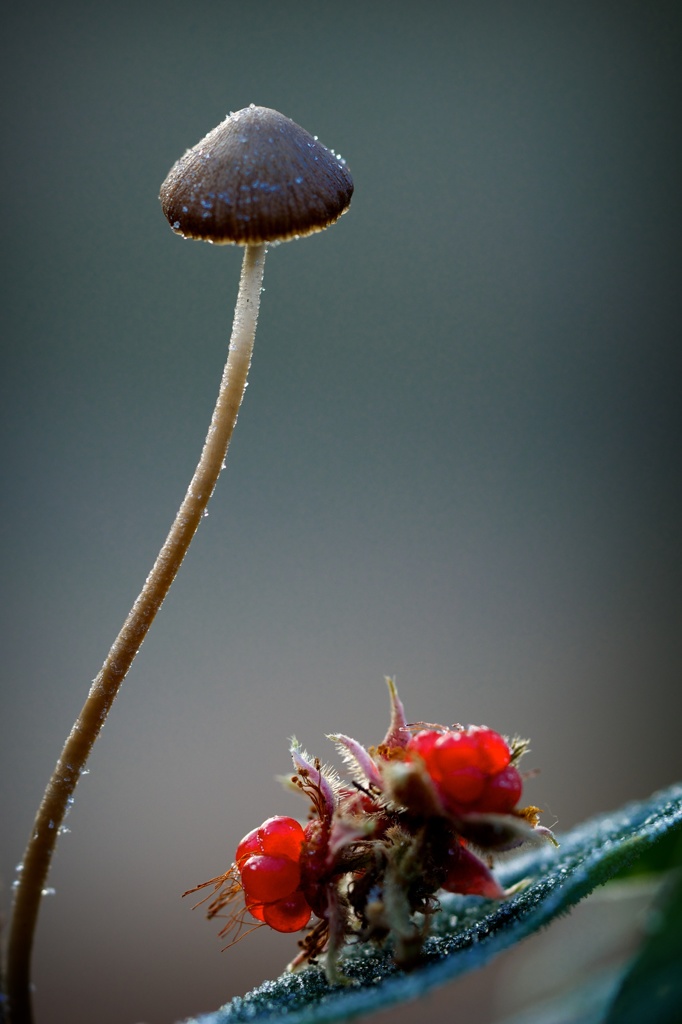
[4,242,267,1024]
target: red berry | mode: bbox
[437,765,486,805]
[431,731,482,777]
[427,732,486,806]
[469,727,511,774]
[235,816,306,867]
[406,730,440,760]
[235,826,262,867]
[240,854,301,903]
[477,764,523,812]
[262,891,312,932]
[258,816,306,861]
[245,901,266,922]
[407,726,516,812]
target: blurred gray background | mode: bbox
[1,2,681,1023]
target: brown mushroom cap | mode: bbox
[159,105,354,245]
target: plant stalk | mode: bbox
[4,242,267,1024]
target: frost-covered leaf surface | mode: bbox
[182,784,682,1024]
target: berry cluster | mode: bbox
[185,681,555,980]
[235,816,312,933]
[406,726,523,814]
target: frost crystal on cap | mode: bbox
[160,105,354,245]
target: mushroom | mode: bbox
[160,104,353,244]
[6,105,352,1024]
[155,103,354,559]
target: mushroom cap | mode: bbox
[159,105,353,245]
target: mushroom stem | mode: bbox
[5,242,267,1024]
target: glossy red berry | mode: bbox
[234,826,261,866]
[407,726,519,813]
[468,727,512,774]
[240,854,301,904]
[262,891,312,932]
[431,731,482,775]
[476,764,523,813]
[407,730,440,760]
[245,901,266,922]
[437,763,486,805]
[235,815,306,866]
[233,816,313,933]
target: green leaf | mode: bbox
[182,783,682,1024]
[602,826,682,1024]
